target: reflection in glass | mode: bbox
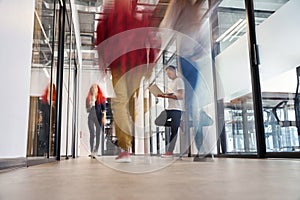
[253,0,300,152]
[213,0,256,154]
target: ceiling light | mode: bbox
[216,18,243,42]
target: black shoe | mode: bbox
[194,155,214,162]
[193,155,205,162]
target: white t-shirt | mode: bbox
[166,77,185,111]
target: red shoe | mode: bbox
[115,151,131,163]
[161,151,173,158]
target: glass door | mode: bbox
[27,0,80,159]
[253,0,300,154]
[211,0,257,154]
[27,0,59,158]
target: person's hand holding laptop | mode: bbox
[148,83,175,99]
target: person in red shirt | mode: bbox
[39,83,56,156]
[96,0,159,162]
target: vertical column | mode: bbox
[244,0,266,158]
[55,0,66,160]
[48,0,57,158]
[72,69,78,158]
[209,0,225,155]
[295,67,300,145]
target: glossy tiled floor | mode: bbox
[0,156,299,200]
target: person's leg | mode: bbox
[155,110,170,126]
[167,110,182,153]
[180,57,200,157]
[111,68,132,151]
[94,118,102,155]
[127,66,144,123]
[126,66,144,153]
[87,113,95,153]
[194,125,203,155]
[180,58,200,123]
[155,110,172,156]
[40,104,50,156]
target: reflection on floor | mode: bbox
[0,157,299,200]
[98,155,178,173]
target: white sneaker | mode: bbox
[91,152,96,159]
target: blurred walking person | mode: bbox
[96,0,159,162]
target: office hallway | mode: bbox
[0,157,299,200]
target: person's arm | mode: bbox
[174,89,184,100]
[96,18,108,68]
[158,89,184,100]
[159,0,182,29]
[101,102,106,125]
[86,96,92,112]
[102,112,106,125]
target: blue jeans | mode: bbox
[194,126,204,155]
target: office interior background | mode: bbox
[1,0,300,169]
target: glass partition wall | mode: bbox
[27,0,79,160]
[211,0,257,155]
[62,0,79,159]
[210,0,300,158]
[253,0,300,155]
[27,0,58,158]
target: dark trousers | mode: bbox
[88,107,102,153]
[155,110,182,153]
[194,125,204,155]
[39,103,50,156]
